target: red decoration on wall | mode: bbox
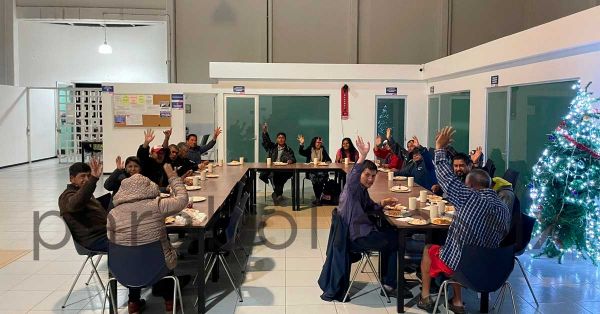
[341,84,349,120]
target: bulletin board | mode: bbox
[113,94,172,127]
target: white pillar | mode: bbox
[0,0,17,86]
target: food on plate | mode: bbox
[384,210,405,218]
[164,216,176,224]
[432,217,452,225]
[408,218,428,225]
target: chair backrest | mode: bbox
[222,192,250,251]
[233,181,246,209]
[500,195,522,248]
[483,158,496,177]
[200,134,210,146]
[452,244,515,293]
[108,241,170,288]
[514,214,536,255]
[502,168,520,187]
[96,193,112,211]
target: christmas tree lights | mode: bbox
[529,81,600,264]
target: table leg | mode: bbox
[250,170,257,214]
[397,229,406,313]
[480,292,489,313]
[296,170,301,211]
[108,270,117,314]
[197,229,206,314]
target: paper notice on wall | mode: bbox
[126,114,143,126]
[114,115,126,124]
[146,104,161,115]
[160,110,172,118]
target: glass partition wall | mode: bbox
[486,80,577,209]
[428,91,470,153]
[376,96,406,144]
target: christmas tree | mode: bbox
[529,82,600,264]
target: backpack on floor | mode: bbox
[320,179,341,205]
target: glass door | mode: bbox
[486,88,509,176]
[376,96,406,144]
[225,95,258,162]
[427,96,440,148]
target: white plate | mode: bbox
[227,161,241,166]
[385,204,408,211]
[393,176,407,181]
[189,196,207,202]
[273,161,287,166]
[185,185,202,191]
[390,186,410,193]
[317,162,328,166]
[160,193,170,198]
[378,168,392,172]
[408,218,429,225]
[206,174,219,178]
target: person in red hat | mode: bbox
[136,129,170,187]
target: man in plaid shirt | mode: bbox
[418,127,511,313]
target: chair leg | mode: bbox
[505,282,518,314]
[443,281,450,314]
[492,284,507,312]
[516,257,539,307]
[85,255,103,285]
[88,256,105,291]
[343,255,365,303]
[101,278,117,314]
[204,254,219,284]
[302,178,305,203]
[218,254,243,302]
[62,256,90,308]
[433,280,447,314]
[365,254,390,303]
[231,250,244,273]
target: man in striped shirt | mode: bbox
[418,127,511,313]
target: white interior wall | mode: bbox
[185,93,216,139]
[0,85,28,167]
[18,21,168,87]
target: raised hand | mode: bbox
[90,157,103,178]
[471,146,483,164]
[213,127,222,139]
[412,136,421,148]
[386,128,392,139]
[262,122,268,134]
[115,156,125,169]
[143,129,155,146]
[297,134,305,145]
[435,126,455,150]
[163,163,177,179]
[198,160,210,171]
[355,136,371,157]
[163,128,172,138]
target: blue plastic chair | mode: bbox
[101,241,184,314]
[433,244,516,314]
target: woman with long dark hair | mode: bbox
[298,135,331,205]
[335,137,359,163]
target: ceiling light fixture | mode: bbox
[98,24,112,54]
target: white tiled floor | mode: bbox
[0,159,599,313]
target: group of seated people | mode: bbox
[58,127,222,313]
[58,123,516,313]
[325,126,515,313]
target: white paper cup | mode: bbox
[407,177,414,187]
[344,157,349,165]
[408,197,417,210]
[438,202,446,215]
[430,204,439,219]
[388,172,394,181]
[168,234,179,242]
[220,159,224,166]
[207,164,213,173]
[313,157,319,166]
[193,176,200,186]
[266,157,272,166]
[239,157,244,164]
[419,190,428,202]
[200,171,207,181]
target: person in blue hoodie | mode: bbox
[393,136,441,194]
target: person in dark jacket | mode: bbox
[137,129,169,187]
[385,127,417,165]
[58,158,108,252]
[394,148,438,191]
[298,135,332,205]
[186,127,222,163]
[104,155,141,197]
[260,123,296,205]
[337,136,402,297]
[168,142,207,177]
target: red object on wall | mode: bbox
[341,84,349,120]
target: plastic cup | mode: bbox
[407,177,414,187]
[388,172,394,181]
[266,157,272,166]
[438,202,446,215]
[419,190,428,202]
[313,157,319,166]
[193,176,200,186]
[430,204,439,219]
[408,197,417,210]
[344,157,349,165]
[239,157,244,164]
[207,164,213,173]
[200,171,206,181]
